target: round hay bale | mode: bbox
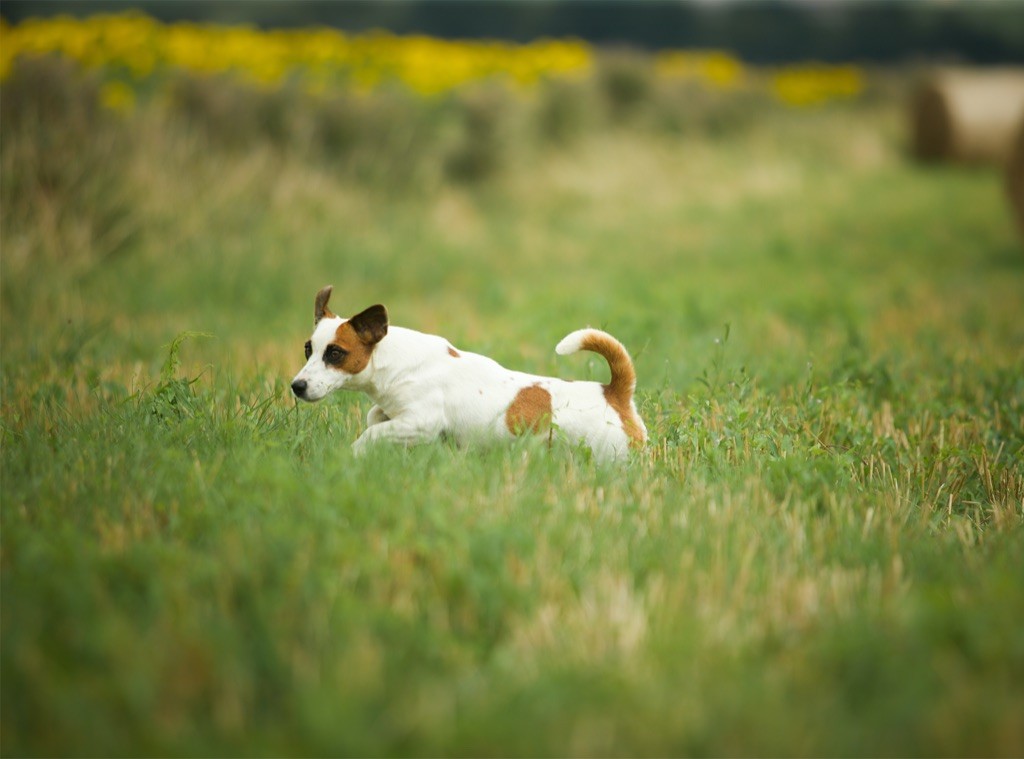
[1006,119,1024,239]
[910,69,1024,164]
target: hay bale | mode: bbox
[911,69,1024,164]
[1006,120,1024,239]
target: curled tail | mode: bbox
[556,328,646,447]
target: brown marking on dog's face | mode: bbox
[322,321,373,374]
[323,305,389,375]
[448,346,460,358]
[505,384,553,435]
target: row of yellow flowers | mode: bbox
[0,13,591,96]
[0,13,864,107]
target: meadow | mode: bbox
[2,18,1024,757]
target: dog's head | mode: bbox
[291,285,388,402]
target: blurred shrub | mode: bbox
[597,51,655,124]
[654,50,745,91]
[650,80,769,138]
[166,73,452,190]
[332,90,452,189]
[536,76,602,146]
[0,56,139,263]
[311,92,366,159]
[166,72,274,149]
[445,83,523,183]
[647,49,763,137]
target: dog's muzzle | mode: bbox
[291,379,308,399]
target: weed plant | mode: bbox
[0,57,139,267]
[1,53,1023,757]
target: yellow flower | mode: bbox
[772,64,865,107]
[0,13,599,96]
[1,12,867,109]
[655,50,744,90]
[100,80,136,112]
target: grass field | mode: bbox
[2,59,1024,755]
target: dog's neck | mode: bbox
[354,327,430,412]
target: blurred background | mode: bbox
[3,3,1024,757]
[3,0,1023,259]
[2,0,1023,428]
[4,0,1024,63]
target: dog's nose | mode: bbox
[291,379,308,398]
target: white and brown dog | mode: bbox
[291,286,646,461]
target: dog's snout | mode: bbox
[291,379,308,398]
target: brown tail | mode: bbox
[555,328,646,447]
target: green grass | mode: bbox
[2,87,1023,756]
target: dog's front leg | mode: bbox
[352,415,441,456]
[366,405,390,427]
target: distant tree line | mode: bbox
[4,0,1024,65]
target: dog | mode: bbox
[290,286,646,461]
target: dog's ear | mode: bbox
[314,285,335,324]
[348,304,388,345]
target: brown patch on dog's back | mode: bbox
[448,346,460,358]
[329,321,376,374]
[505,384,552,435]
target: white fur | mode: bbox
[555,329,593,356]
[292,318,644,461]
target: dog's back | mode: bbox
[444,328,646,459]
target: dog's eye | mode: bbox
[304,341,312,360]
[324,345,347,364]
